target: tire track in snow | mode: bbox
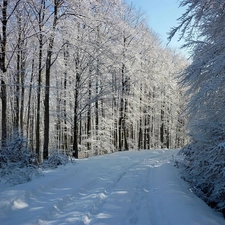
[122,161,152,225]
[89,153,168,225]
[147,156,175,225]
[36,153,152,225]
[122,151,174,225]
[72,157,151,225]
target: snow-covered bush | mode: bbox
[177,142,225,216]
[0,134,41,186]
[41,152,69,169]
[168,0,225,218]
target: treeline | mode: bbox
[0,0,187,160]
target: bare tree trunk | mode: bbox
[1,80,7,146]
[87,75,91,150]
[0,0,8,148]
[14,49,20,130]
[36,39,42,159]
[95,77,99,134]
[20,49,25,136]
[43,0,58,159]
[73,80,79,158]
[138,118,142,150]
[160,108,164,149]
[144,115,147,149]
[73,108,78,158]
[56,80,61,149]
[124,98,128,150]
[73,53,80,159]
[63,45,68,150]
[36,0,45,161]
[118,63,125,151]
[27,59,34,144]
[43,48,51,159]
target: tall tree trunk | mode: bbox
[124,98,128,150]
[160,109,164,148]
[73,77,79,158]
[63,45,68,150]
[0,0,8,147]
[36,0,45,161]
[1,80,7,146]
[29,100,35,151]
[14,49,20,130]
[138,118,142,150]
[43,0,58,159]
[95,77,99,133]
[73,52,80,159]
[15,11,26,136]
[73,108,78,159]
[56,80,61,149]
[144,114,148,149]
[27,59,34,143]
[43,48,51,159]
[87,75,91,151]
[20,49,25,136]
[118,63,125,151]
[36,39,42,160]
[119,32,129,151]
[15,14,21,131]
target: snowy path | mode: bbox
[0,149,224,225]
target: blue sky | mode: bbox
[125,0,186,54]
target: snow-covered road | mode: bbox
[0,149,224,225]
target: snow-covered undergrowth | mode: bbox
[41,152,71,169]
[0,135,41,186]
[177,143,225,216]
[0,135,72,186]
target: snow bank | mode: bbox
[178,143,225,216]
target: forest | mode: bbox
[2,0,225,218]
[0,0,187,162]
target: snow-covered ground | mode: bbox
[0,149,224,225]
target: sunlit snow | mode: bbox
[0,149,224,225]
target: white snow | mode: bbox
[0,149,224,225]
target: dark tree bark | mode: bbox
[95,77,99,136]
[27,59,34,144]
[118,63,125,151]
[35,0,45,161]
[160,109,164,148]
[0,0,8,148]
[87,74,92,150]
[63,45,68,150]
[19,44,25,137]
[73,56,80,159]
[43,0,59,159]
